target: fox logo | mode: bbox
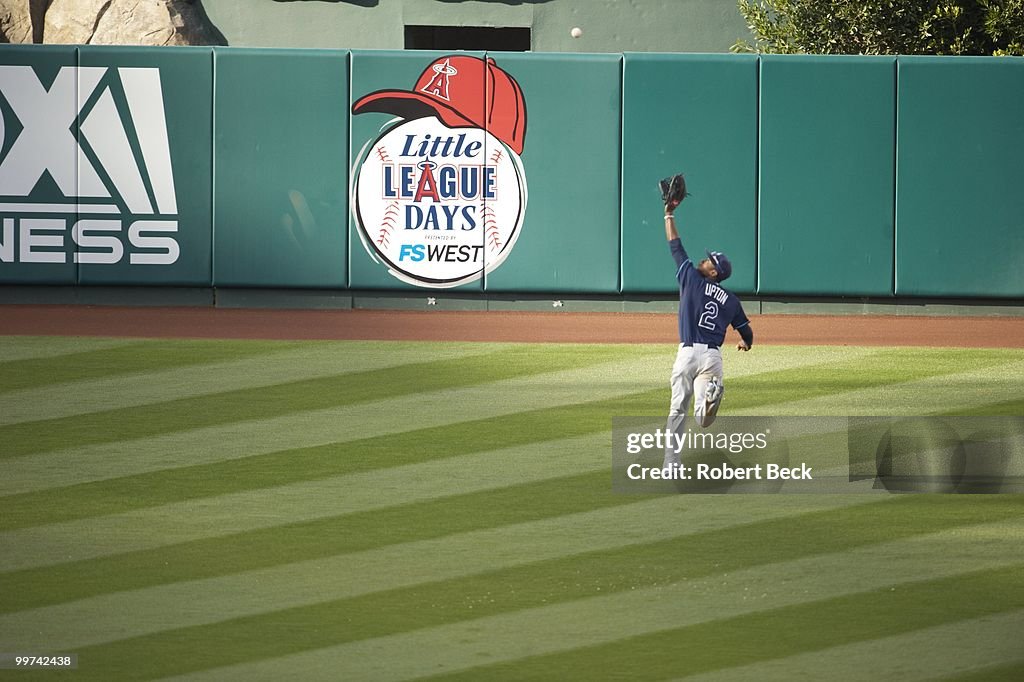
[0,66,180,266]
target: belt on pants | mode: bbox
[681,342,719,350]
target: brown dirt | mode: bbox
[1,305,1023,348]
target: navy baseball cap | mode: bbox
[705,250,732,283]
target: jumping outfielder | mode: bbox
[660,174,753,469]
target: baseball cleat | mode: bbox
[701,377,723,428]
[705,376,722,404]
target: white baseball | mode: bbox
[570,27,583,39]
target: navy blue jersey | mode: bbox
[670,238,749,346]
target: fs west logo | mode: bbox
[0,65,179,266]
[351,56,527,288]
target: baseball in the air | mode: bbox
[570,27,583,39]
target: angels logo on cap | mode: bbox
[420,57,456,101]
[351,55,528,288]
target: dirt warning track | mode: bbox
[2,305,1023,348]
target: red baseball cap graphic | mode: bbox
[352,55,527,155]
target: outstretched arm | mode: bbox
[665,202,688,274]
[664,201,680,241]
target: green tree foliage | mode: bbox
[733,0,1024,55]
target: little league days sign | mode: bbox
[351,55,529,288]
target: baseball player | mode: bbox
[661,178,753,470]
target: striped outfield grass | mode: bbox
[0,337,1022,681]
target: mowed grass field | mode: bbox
[1,335,1023,681]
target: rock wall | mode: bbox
[0,0,41,43]
[0,0,223,45]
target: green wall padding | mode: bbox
[621,53,758,295]
[896,57,1024,298]
[76,46,213,286]
[482,52,621,294]
[213,48,349,288]
[758,55,896,297]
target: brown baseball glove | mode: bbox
[659,173,688,207]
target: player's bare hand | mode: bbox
[736,341,750,352]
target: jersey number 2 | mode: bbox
[698,301,719,330]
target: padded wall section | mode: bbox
[0,47,1020,301]
[896,57,1024,298]
[482,52,621,294]
[621,53,758,294]
[0,46,79,284]
[214,48,349,288]
[758,55,895,296]
[77,46,213,285]
[348,50,485,291]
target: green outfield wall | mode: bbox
[758,55,896,297]
[0,46,1021,301]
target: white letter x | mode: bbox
[0,66,108,198]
